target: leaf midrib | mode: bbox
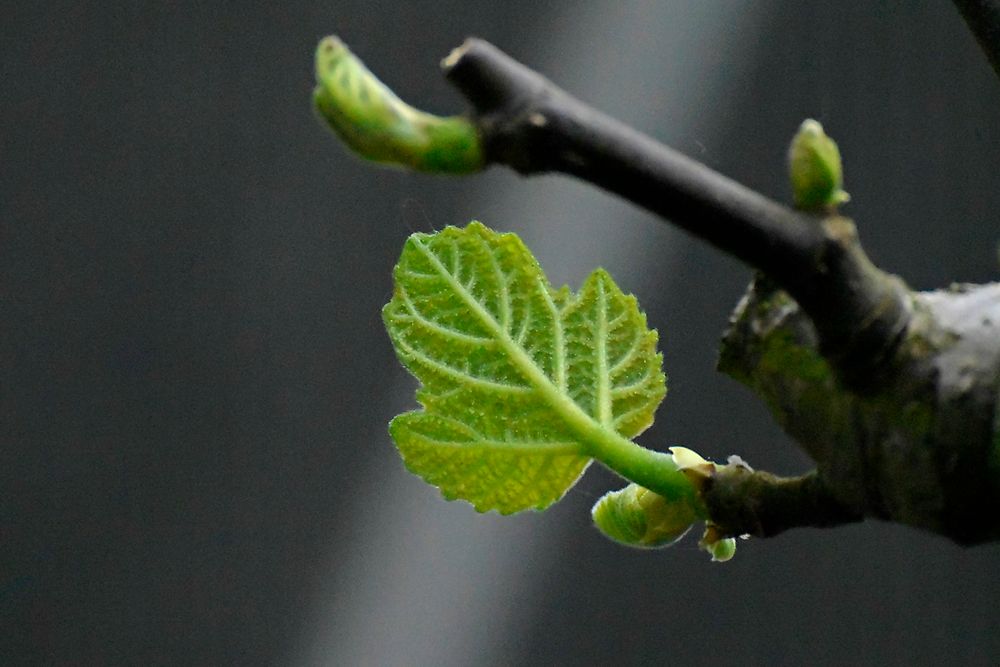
[413,235,620,454]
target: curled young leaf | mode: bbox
[591,483,698,548]
[313,36,483,173]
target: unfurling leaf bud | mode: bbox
[788,119,850,212]
[313,36,483,173]
[592,483,698,548]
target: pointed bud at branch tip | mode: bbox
[788,119,850,213]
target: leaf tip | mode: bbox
[588,266,615,285]
[465,219,486,232]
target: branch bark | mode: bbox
[703,467,862,539]
[953,0,1000,81]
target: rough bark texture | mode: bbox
[719,278,1000,544]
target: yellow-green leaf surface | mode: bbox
[384,222,666,513]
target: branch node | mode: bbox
[703,467,862,539]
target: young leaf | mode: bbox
[313,36,483,173]
[383,222,678,514]
[591,483,697,548]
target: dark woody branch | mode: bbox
[953,0,1000,81]
[443,39,912,388]
[703,467,862,539]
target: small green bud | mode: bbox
[699,525,738,563]
[706,537,736,562]
[788,119,850,212]
[592,483,698,549]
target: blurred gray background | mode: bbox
[3,1,1000,665]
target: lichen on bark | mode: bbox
[719,277,1000,544]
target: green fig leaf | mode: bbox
[383,222,667,513]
